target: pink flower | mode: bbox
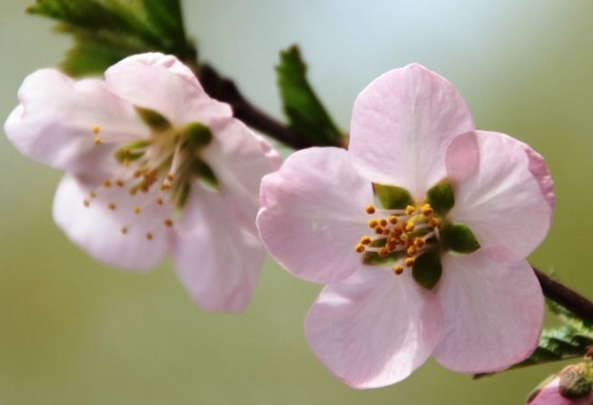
[257,64,554,388]
[5,53,279,313]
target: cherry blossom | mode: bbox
[5,53,279,312]
[257,64,554,387]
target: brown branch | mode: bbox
[533,266,593,325]
[195,64,320,150]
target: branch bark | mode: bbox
[196,64,321,150]
[533,266,593,325]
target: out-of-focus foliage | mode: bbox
[276,45,343,145]
[27,0,196,76]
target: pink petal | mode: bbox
[173,185,265,313]
[349,64,474,199]
[305,268,443,388]
[433,249,544,373]
[446,131,554,261]
[256,147,374,284]
[529,377,592,405]
[4,69,143,179]
[105,53,231,125]
[52,174,172,270]
[254,134,282,171]
[202,118,277,236]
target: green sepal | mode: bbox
[374,184,413,210]
[183,122,213,149]
[362,251,402,266]
[114,140,149,162]
[193,160,219,190]
[174,181,191,210]
[412,251,442,290]
[441,224,481,254]
[135,107,172,131]
[427,179,455,216]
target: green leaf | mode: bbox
[374,184,413,210]
[426,179,455,216]
[412,251,442,290]
[135,107,172,131]
[276,45,343,145]
[27,0,195,76]
[441,223,480,253]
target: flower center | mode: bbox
[355,203,441,275]
[81,108,216,241]
[354,181,480,290]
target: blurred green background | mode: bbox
[1,0,592,404]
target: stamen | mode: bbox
[83,199,90,208]
[355,243,365,253]
[392,264,404,275]
[134,206,141,214]
[365,204,376,214]
[108,203,116,210]
[421,203,433,216]
[146,232,153,241]
[164,219,173,227]
[121,227,128,235]
[404,257,415,267]
[405,205,416,215]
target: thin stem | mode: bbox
[533,266,593,324]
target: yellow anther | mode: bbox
[166,174,175,182]
[355,243,365,253]
[103,180,112,188]
[82,199,90,208]
[365,204,376,214]
[387,241,397,251]
[129,189,137,196]
[383,228,391,236]
[133,170,143,178]
[94,136,102,145]
[146,232,153,241]
[121,227,128,235]
[421,204,434,216]
[400,233,409,242]
[89,192,97,199]
[392,265,404,275]
[405,257,415,267]
[407,246,417,256]
[429,217,441,228]
[375,226,385,235]
[378,247,389,257]
[160,184,171,191]
[406,205,416,215]
[156,198,164,206]
[379,219,388,227]
[123,159,131,167]
[164,219,174,227]
[404,222,415,232]
[360,235,372,245]
[133,206,141,214]
[414,238,426,248]
[108,203,116,210]
[368,219,379,229]
[92,125,101,134]
[388,215,398,225]
[116,180,125,188]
